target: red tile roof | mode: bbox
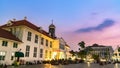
[0,28,22,42]
[1,20,54,39]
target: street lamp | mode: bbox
[15,49,24,62]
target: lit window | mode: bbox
[46,40,48,46]
[49,51,51,59]
[45,50,48,58]
[50,41,52,48]
[0,51,6,60]
[11,52,15,60]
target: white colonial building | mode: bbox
[0,18,71,65]
[112,46,120,62]
[87,44,113,61]
[0,28,22,65]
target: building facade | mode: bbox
[0,28,22,65]
[87,44,113,61]
[0,18,71,65]
[112,46,120,62]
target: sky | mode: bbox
[1,0,120,51]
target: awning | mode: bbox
[15,52,24,57]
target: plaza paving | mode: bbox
[7,63,120,68]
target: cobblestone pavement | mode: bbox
[7,63,120,68]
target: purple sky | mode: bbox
[1,0,120,51]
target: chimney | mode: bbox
[13,18,16,21]
[38,27,42,32]
[24,16,27,20]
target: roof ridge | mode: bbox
[1,19,56,39]
[11,19,39,28]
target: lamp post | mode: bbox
[15,49,24,62]
[17,49,21,62]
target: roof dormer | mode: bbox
[7,20,13,26]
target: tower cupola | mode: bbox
[49,20,56,38]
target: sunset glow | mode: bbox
[1,0,120,51]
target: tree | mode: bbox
[92,54,99,62]
[118,47,120,52]
[85,47,93,56]
[78,41,85,49]
[104,48,110,61]
[69,50,76,56]
[78,41,87,59]
[78,50,87,59]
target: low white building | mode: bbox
[112,46,120,62]
[1,19,54,62]
[87,44,113,61]
[0,28,22,65]
[1,18,71,65]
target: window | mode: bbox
[13,43,18,48]
[0,51,6,60]
[49,51,51,59]
[45,50,48,58]
[35,35,38,43]
[25,46,30,57]
[59,44,65,50]
[27,32,32,41]
[46,40,48,46]
[11,52,14,60]
[2,41,8,46]
[114,53,117,56]
[10,28,13,33]
[41,37,44,45]
[118,48,120,52]
[40,49,43,58]
[50,41,52,48]
[33,47,37,57]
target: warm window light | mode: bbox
[52,52,57,59]
[0,52,6,55]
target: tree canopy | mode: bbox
[78,41,85,49]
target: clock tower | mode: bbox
[49,20,56,38]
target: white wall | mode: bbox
[18,26,44,62]
[0,38,20,65]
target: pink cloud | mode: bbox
[62,19,120,51]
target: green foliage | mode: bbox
[118,48,120,52]
[92,54,99,60]
[12,61,20,66]
[69,50,76,56]
[85,47,93,53]
[78,41,85,48]
[77,41,87,59]
[0,64,3,67]
[78,50,87,59]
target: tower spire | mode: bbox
[49,20,56,38]
[51,19,53,24]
